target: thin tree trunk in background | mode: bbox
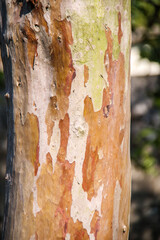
[0,0,131,239]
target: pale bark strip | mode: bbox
[1,0,131,239]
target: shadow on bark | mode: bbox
[19,0,36,17]
[0,0,14,239]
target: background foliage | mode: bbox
[132,0,160,63]
[131,0,160,174]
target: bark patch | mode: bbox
[91,210,101,240]
[45,19,76,143]
[82,136,101,200]
[21,18,38,69]
[31,2,49,33]
[22,18,38,68]
[36,114,75,239]
[84,65,89,87]
[82,26,129,238]
[22,113,40,175]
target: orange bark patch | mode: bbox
[45,19,75,143]
[21,18,37,69]
[36,113,90,239]
[50,0,62,20]
[46,152,52,165]
[50,19,75,98]
[31,2,49,33]
[21,113,40,175]
[83,96,107,201]
[36,154,75,239]
[91,210,101,240]
[84,65,89,87]
[19,1,48,69]
[36,114,73,238]
[57,114,69,163]
[68,220,90,240]
[118,12,123,45]
[82,26,130,238]
[82,137,101,200]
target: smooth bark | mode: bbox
[0,0,131,239]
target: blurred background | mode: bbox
[130,0,160,239]
[0,0,160,239]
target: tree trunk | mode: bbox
[0,0,131,239]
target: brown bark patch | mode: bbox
[57,114,69,163]
[50,19,75,98]
[45,19,76,144]
[19,2,48,69]
[50,0,62,20]
[31,2,49,33]
[21,18,38,69]
[46,152,52,165]
[21,113,40,175]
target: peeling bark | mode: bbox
[0,0,131,239]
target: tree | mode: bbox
[0,0,131,239]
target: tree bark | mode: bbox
[0,0,131,239]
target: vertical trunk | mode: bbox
[1,0,131,239]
